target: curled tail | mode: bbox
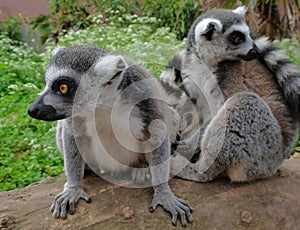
[255,37,300,121]
[159,50,184,84]
[159,50,186,108]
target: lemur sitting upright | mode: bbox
[160,6,300,182]
[28,46,192,227]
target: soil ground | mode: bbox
[1,156,299,230]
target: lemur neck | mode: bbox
[214,60,242,98]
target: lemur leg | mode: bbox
[51,120,91,219]
[148,135,193,227]
[131,164,151,184]
[171,92,282,182]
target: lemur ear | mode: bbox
[195,18,222,42]
[52,46,65,57]
[233,6,248,17]
[94,55,127,78]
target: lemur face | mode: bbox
[28,70,79,121]
[28,45,108,121]
[190,6,259,62]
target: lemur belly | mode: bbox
[221,59,295,141]
[83,104,144,172]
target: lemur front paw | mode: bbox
[149,190,193,227]
[50,187,91,219]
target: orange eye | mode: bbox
[59,84,68,94]
[234,36,241,44]
[230,32,245,45]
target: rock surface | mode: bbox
[0,156,300,230]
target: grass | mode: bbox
[0,13,299,191]
[0,35,62,191]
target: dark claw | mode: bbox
[149,186,192,227]
[171,215,177,226]
[86,197,91,203]
[50,188,91,219]
[148,206,155,213]
[69,202,75,215]
[180,212,187,227]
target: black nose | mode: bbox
[28,106,40,117]
[247,48,258,60]
[238,48,258,61]
[28,104,57,120]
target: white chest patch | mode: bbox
[74,101,145,173]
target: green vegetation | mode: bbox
[31,0,200,43]
[46,13,185,76]
[273,39,300,66]
[0,34,62,191]
[0,3,299,192]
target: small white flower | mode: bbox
[24,83,38,89]
[49,126,56,132]
[8,84,18,90]
[33,144,40,148]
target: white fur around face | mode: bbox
[228,23,252,41]
[52,46,65,57]
[195,18,223,43]
[45,66,77,84]
[232,6,247,16]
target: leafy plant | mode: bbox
[30,0,202,44]
[0,34,63,191]
[44,12,186,76]
[0,15,24,42]
[140,0,202,39]
[273,38,300,66]
[31,0,96,43]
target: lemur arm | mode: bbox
[148,135,193,227]
[51,120,90,218]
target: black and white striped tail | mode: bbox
[255,37,300,120]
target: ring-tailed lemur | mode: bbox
[28,45,192,226]
[160,6,300,182]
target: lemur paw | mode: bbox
[50,187,91,219]
[131,167,151,184]
[149,191,193,227]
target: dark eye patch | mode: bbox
[229,31,245,45]
[52,77,76,96]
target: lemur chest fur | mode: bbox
[217,59,296,139]
[74,79,147,172]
